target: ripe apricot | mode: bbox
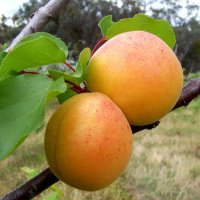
[86,31,183,125]
[44,92,133,191]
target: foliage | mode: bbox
[0,33,68,79]
[99,14,175,48]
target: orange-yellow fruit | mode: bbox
[86,31,183,125]
[44,92,133,191]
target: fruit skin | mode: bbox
[86,31,183,125]
[44,92,133,191]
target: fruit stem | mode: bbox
[70,87,81,94]
[64,61,75,72]
[64,80,87,93]
[91,37,107,57]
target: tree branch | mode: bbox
[1,168,58,200]
[6,0,71,51]
[173,77,200,109]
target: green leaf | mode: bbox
[58,88,77,104]
[77,47,91,78]
[98,15,114,37]
[105,14,175,48]
[18,32,68,55]
[49,47,91,84]
[0,51,7,65]
[46,77,67,103]
[48,70,79,85]
[0,74,66,160]
[0,32,68,80]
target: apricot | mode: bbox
[44,92,133,191]
[86,31,183,125]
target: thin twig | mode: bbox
[20,71,87,93]
[64,61,76,72]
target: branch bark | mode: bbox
[6,0,71,51]
[173,77,200,109]
[1,168,58,200]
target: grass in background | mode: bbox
[1,99,200,200]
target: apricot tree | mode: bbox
[1,0,200,199]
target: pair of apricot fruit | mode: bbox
[44,31,183,191]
